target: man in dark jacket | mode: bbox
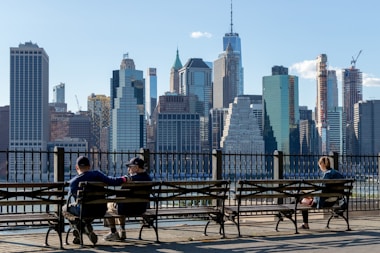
[103,157,152,241]
[63,156,127,244]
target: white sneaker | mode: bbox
[119,230,126,240]
[103,232,120,241]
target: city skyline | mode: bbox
[1,0,380,112]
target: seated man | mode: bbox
[103,157,152,241]
[63,156,127,245]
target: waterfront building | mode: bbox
[152,94,200,177]
[263,66,299,155]
[299,106,318,154]
[145,68,157,123]
[50,82,67,112]
[315,54,328,154]
[213,42,240,109]
[47,138,88,180]
[222,0,243,95]
[0,106,9,179]
[220,96,264,176]
[170,49,182,94]
[327,70,339,110]
[354,100,380,155]
[178,58,212,152]
[327,107,346,155]
[210,108,229,150]
[110,54,145,152]
[87,94,110,151]
[343,66,363,154]
[9,42,50,181]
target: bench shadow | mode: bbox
[48,229,380,253]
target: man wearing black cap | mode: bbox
[64,156,128,245]
[103,157,152,241]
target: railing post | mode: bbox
[141,148,150,173]
[330,151,339,170]
[54,147,65,182]
[273,150,283,180]
[212,149,222,180]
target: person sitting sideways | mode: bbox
[63,156,128,245]
[103,157,152,241]
[299,156,344,229]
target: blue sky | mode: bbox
[1,0,380,113]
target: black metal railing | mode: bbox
[0,148,379,212]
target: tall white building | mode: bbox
[9,42,50,181]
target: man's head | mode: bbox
[125,157,145,175]
[75,156,91,174]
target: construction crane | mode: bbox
[351,50,362,68]
[75,95,82,112]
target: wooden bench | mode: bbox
[63,181,158,246]
[224,179,354,237]
[143,180,230,242]
[0,182,67,249]
[63,180,230,245]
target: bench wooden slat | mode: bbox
[0,182,67,249]
[225,179,355,237]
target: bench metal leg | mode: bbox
[326,210,350,231]
[276,210,298,234]
[140,216,159,243]
[44,224,64,249]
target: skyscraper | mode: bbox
[354,100,380,155]
[53,82,65,103]
[223,0,243,95]
[327,70,338,110]
[87,94,110,151]
[213,42,240,109]
[51,82,67,112]
[316,54,328,154]
[343,65,363,154]
[9,42,50,180]
[110,54,145,153]
[263,66,299,155]
[178,58,212,152]
[170,49,182,94]
[146,67,157,122]
[327,107,346,155]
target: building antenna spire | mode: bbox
[230,0,234,34]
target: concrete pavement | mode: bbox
[1,213,380,252]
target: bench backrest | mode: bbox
[76,181,159,211]
[156,180,230,209]
[0,182,67,213]
[234,179,354,205]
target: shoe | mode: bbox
[119,230,126,240]
[103,232,121,241]
[72,230,81,245]
[299,224,310,229]
[84,223,98,245]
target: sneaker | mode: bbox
[119,230,126,240]
[299,224,310,229]
[72,230,81,245]
[103,232,120,241]
[84,223,98,245]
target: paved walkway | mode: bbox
[1,214,380,252]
